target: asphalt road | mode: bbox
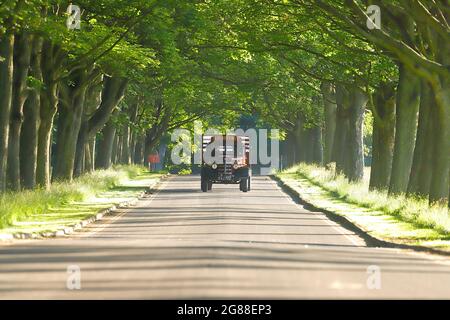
[1,175,450,299]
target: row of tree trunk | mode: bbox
[282,82,366,184]
[281,61,449,207]
[0,33,130,192]
[370,64,449,207]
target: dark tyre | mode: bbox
[208,181,212,190]
[201,179,208,192]
[240,178,249,192]
[247,177,251,191]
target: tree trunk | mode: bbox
[112,133,119,165]
[53,82,88,181]
[75,76,127,174]
[36,42,62,189]
[84,138,95,172]
[293,116,308,163]
[0,33,14,192]
[309,126,323,165]
[407,81,433,197]
[291,113,322,165]
[128,102,139,164]
[74,121,88,176]
[332,84,350,176]
[36,92,57,189]
[20,37,43,190]
[116,135,123,165]
[284,131,296,167]
[370,82,396,190]
[87,77,128,137]
[142,98,169,167]
[321,82,337,165]
[133,135,145,165]
[130,131,136,164]
[120,125,131,164]
[428,76,450,205]
[389,64,421,195]
[7,33,32,190]
[74,77,103,177]
[96,120,116,169]
[345,86,367,182]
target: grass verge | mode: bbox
[0,165,165,236]
[276,164,450,250]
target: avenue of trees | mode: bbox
[0,0,232,190]
[0,0,449,208]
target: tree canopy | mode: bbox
[0,0,448,207]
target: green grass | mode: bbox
[277,164,450,249]
[0,165,164,235]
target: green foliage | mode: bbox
[2,0,445,207]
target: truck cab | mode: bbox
[201,134,251,192]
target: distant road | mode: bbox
[1,175,450,299]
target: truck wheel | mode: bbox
[247,177,251,191]
[201,179,208,192]
[240,178,248,192]
[208,181,212,190]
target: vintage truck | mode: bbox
[201,134,251,192]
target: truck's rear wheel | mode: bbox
[240,178,249,192]
[201,179,208,192]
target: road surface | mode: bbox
[1,175,450,299]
